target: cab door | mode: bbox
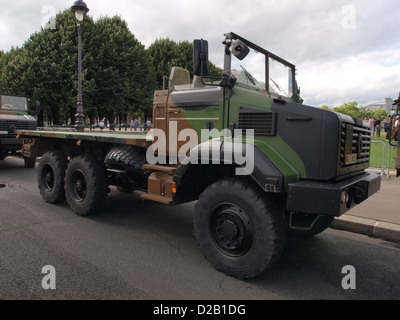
[166,68,224,162]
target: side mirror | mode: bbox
[193,39,209,77]
[230,39,249,61]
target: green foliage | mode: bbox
[293,95,304,104]
[333,101,360,118]
[0,9,223,125]
[147,38,222,89]
[0,10,156,125]
[319,101,388,120]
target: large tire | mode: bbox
[194,178,285,279]
[37,151,68,203]
[104,145,148,189]
[65,154,107,216]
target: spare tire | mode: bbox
[104,145,149,189]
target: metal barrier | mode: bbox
[369,140,392,177]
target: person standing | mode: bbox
[375,116,381,137]
[133,118,139,132]
[383,115,392,140]
[368,117,374,136]
[146,118,152,132]
[392,116,400,141]
[99,118,105,132]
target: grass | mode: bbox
[370,130,398,170]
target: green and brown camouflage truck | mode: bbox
[0,94,38,167]
[18,33,381,279]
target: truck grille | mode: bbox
[238,109,277,136]
[339,123,371,172]
[0,120,36,133]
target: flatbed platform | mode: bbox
[17,128,152,149]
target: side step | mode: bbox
[141,193,172,204]
[141,166,177,205]
[142,164,177,175]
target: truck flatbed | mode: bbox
[17,128,151,149]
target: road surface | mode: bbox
[1,156,399,300]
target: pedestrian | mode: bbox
[130,118,134,131]
[375,116,381,137]
[99,118,105,132]
[383,115,392,140]
[368,117,374,135]
[392,116,400,141]
[146,118,152,131]
[133,118,139,132]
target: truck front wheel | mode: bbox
[194,178,285,279]
[65,154,107,216]
[37,151,68,203]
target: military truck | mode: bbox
[0,94,38,167]
[18,32,381,279]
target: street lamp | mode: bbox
[71,0,89,132]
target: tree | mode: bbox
[89,16,156,124]
[0,10,156,125]
[372,108,388,119]
[333,101,360,118]
[320,105,331,110]
[148,38,222,90]
[0,10,94,125]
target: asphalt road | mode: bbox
[1,156,399,300]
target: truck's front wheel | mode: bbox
[194,178,285,279]
[65,155,107,216]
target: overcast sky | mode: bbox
[0,0,399,107]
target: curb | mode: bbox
[331,215,400,243]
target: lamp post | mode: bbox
[71,0,89,132]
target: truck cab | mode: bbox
[0,94,38,167]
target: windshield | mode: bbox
[231,48,265,90]
[1,95,28,111]
[229,37,295,99]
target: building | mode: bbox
[365,97,395,113]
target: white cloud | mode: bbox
[298,48,400,107]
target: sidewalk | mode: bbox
[331,172,400,243]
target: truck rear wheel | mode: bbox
[194,178,285,279]
[37,151,68,203]
[65,154,107,216]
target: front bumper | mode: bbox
[286,171,381,217]
[0,137,24,150]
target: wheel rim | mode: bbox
[70,169,87,202]
[41,164,55,192]
[210,203,253,256]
